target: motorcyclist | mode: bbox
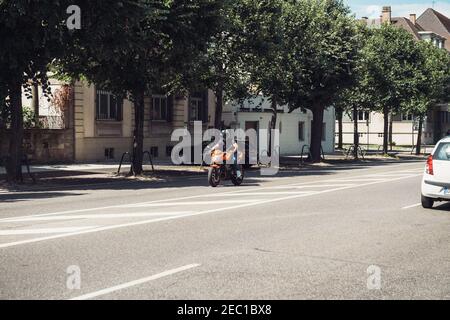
[211,129,242,178]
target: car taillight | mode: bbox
[426,155,434,175]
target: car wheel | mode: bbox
[421,195,434,209]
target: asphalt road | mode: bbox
[0,160,449,300]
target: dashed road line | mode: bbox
[402,203,422,210]
[0,226,98,236]
[69,263,201,300]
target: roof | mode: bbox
[417,8,450,51]
[391,17,423,40]
[361,16,433,41]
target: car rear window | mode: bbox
[434,142,450,161]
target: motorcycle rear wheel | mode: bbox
[208,167,221,187]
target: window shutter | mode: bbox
[117,99,123,121]
[149,96,153,121]
[167,95,173,122]
[95,89,99,120]
[202,90,209,124]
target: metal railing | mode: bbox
[117,152,133,175]
[345,145,365,160]
[117,150,155,175]
[21,154,36,183]
[142,151,155,172]
[410,145,432,155]
[0,154,36,183]
[300,145,325,165]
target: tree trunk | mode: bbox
[416,116,423,155]
[353,105,359,160]
[389,113,393,151]
[383,106,389,155]
[267,99,277,157]
[6,80,24,182]
[310,104,325,163]
[337,107,343,150]
[214,84,223,129]
[132,89,145,175]
[31,82,39,126]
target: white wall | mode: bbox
[223,96,335,156]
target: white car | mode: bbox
[421,137,450,208]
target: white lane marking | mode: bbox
[121,200,260,208]
[365,173,415,177]
[330,178,387,182]
[1,212,193,223]
[69,264,200,300]
[0,173,422,249]
[402,203,422,210]
[0,226,97,235]
[271,184,356,189]
[208,192,317,196]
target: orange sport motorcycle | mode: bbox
[208,149,244,187]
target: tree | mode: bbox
[0,0,78,182]
[58,0,223,175]
[401,41,450,154]
[330,21,371,154]
[241,0,285,157]
[358,24,423,155]
[335,85,376,159]
[192,0,254,129]
[276,0,360,162]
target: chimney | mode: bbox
[381,6,392,24]
[410,14,416,25]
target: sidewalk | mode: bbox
[0,161,207,192]
[280,150,428,166]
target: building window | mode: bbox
[322,123,326,141]
[298,122,305,141]
[166,145,173,157]
[96,89,123,121]
[104,148,115,160]
[358,111,370,121]
[151,95,168,120]
[189,97,203,121]
[401,114,413,121]
[150,146,158,158]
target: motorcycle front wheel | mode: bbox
[208,167,221,187]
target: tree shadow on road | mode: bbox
[0,191,84,203]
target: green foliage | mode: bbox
[358,24,423,113]
[190,0,254,100]
[402,41,450,117]
[57,0,224,98]
[22,107,41,129]
[0,0,75,93]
